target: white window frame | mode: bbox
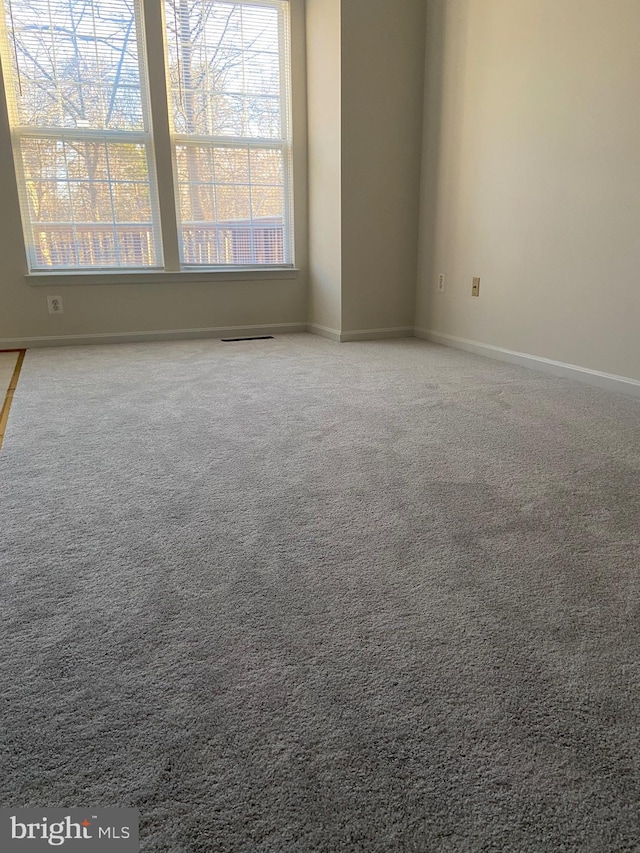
[167,0,294,269]
[0,0,297,278]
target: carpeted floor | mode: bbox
[1,333,639,852]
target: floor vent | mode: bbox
[221,336,275,343]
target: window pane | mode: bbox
[25,180,73,222]
[18,136,158,268]
[1,0,162,270]
[249,148,283,185]
[215,185,251,221]
[112,182,153,223]
[175,141,286,265]
[251,185,283,219]
[165,1,283,138]
[5,0,145,130]
[214,147,250,183]
[165,0,292,267]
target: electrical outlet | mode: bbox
[472,277,480,297]
[437,274,445,293]
[47,295,64,314]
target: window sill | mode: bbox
[26,267,300,286]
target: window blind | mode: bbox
[0,0,162,269]
[164,0,293,267]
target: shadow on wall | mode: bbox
[418,0,459,323]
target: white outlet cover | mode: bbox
[437,274,445,292]
[47,295,64,314]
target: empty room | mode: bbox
[1,0,639,850]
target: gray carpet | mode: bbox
[1,333,639,852]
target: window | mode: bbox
[0,0,293,272]
[166,1,292,267]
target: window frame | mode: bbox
[0,0,299,280]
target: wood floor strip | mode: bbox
[0,350,26,452]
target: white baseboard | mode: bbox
[340,326,414,342]
[415,328,640,399]
[0,323,308,349]
[308,324,413,343]
[308,324,341,342]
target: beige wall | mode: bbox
[416,0,640,381]
[307,0,425,338]
[341,0,425,334]
[10,0,634,378]
[306,0,342,335]
[0,1,309,346]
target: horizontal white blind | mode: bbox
[164,0,293,267]
[0,0,162,269]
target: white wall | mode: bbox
[341,0,425,335]
[307,0,425,340]
[416,0,640,382]
[306,0,342,336]
[0,1,309,347]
